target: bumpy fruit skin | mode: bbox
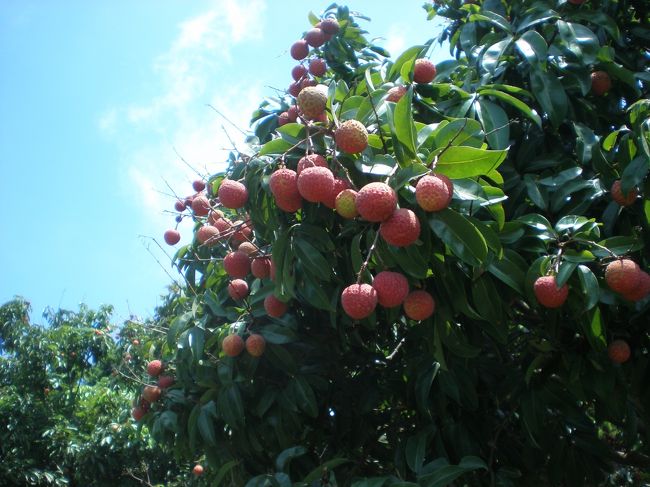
[622,271,650,301]
[608,339,631,364]
[610,180,637,206]
[222,334,245,357]
[605,259,641,294]
[335,189,359,218]
[413,59,437,84]
[142,385,162,403]
[164,229,181,245]
[223,251,251,278]
[197,225,219,246]
[380,208,421,247]
[147,360,163,377]
[386,85,407,102]
[246,334,267,357]
[292,64,308,81]
[335,120,369,154]
[341,284,378,319]
[270,168,299,200]
[218,179,248,209]
[192,180,205,192]
[228,279,249,300]
[356,182,398,222]
[276,192,303,212]
[290,40,309,60]
[298,85,328,120]
[305,27,326,48]
[264,295,288,318]
[533,276,569,308]
[191,195,211,216]
[300,77,317,90]
[157,375,174,389]
[238,241,257,256]
[591,70,611,96]
[193,465,204,477]
[297,154,328,175]
[297,166,335,203]
[251,257,271,279]
[323,177,350,209]
[213,217,232,235]
[309,58,327,77]
[207,209,224,225]
[131,406,146,421]
[231,220,252,246]
[403,290,435,320]
[373,271,409,308]
[416,174,453,211]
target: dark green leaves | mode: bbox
[429,209,488,266]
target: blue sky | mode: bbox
[0,1,447,323]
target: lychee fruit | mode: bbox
[297,166,335,203]
[290,40,309,60]
[142,385,162,403]
[238,241,257,256]
[231,220,252,245]
[174,200,186,212]
[218,179,248,209]
[278,112,290,126]
[608,339,631,364]
[289,81,302,97]
[192,180,205,192]
[207,209,224,225]
[297,154,328,175]
[193,465,204,477]
[533,275,569,308]
[270,168,300,199]
[309,58,327,77]
[264,295,288,318]
[213,217,232,235]
[276,192,303,212]
[380,208,421,247]
[251,257,271,279]
[305,27,326,48]
[164,229,181,245]
[287,105,299,122]
[223,251,251,278]
[416,174,453,211]
[197,225,220,246]
[222,334,245,357]
[605,259,641,294]
[191,195,211,216]
[335,120,368,154]
[323,177,350,209]
[335,189,359,219]
[373,271,409,308]
[319,18,340,36]
[297,85,328,120]
[292,64,308,81]
[228,279,249,300]
[246,334,266,357]
[157,375,175,389]
[622,271,650,301]
[403,290,435,320]
[301,77,317,90]
[355,182,397,222]
[591,70,611,96]
[610,180,637,206]
[413,59,437,84]
[386,85,407,102]
[131,406,146,421]
[147,360,164,377]
[341,283,378,319]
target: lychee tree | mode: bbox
[148,2,650,486]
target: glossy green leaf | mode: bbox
[432,146,507,179]
[429,209,488,266]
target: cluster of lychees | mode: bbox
[131,359,175,421]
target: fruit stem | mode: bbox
[356,230,381,284]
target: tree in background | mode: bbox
[140,1,648,485]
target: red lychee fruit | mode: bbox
[131,406,146,421]
[246,334,266,357]
[608,339,631,364]
[223,251,251,278]
[323,177,351,209]
[191,195,211,216]
[157,375,175,389]
[193,465,204,477]
[251,257,271,279]
[386,85,407,102]
[300,77,317,90]
[415,174,453,211]
[287,105,299,122]
[533,275,569,308]
[142,385,162,403]
[297,166,335,203]
[373,271,409,308]
[335,120,368,154]
[297,154,328,175]
[192,180,205,192]
[335,189,359,218]
[197,225,220,246]
[164,229,181,245]
[309,58,327,77]
[319,18,339,35]
[356,182,397,222]
[292,64,308,81]
[341,283,378,319]
[289,81,302,97]
[218,179,248,209]
[591,70,611,96]
[605,259,641,295]
[228,279,249,300]
[207,209,224,225]
[278,112,290,126]
[297,85,328,120]
[174,200,186,212]
[380,208,421,247]
[622,271,650,301]
[213,217,232,235]
[231,220,253,246]
[276,192,303,212]
[610,180,637,206]
[403,290,435,320]
[305,27,326,48]
[264,295,288,318]
[147,360,164,377]
[132,339,140,346]
[238,241,257,256]
[413,59,437,84]
[290,40,309,60]
[270,168,299,199]
[222,334,245,357]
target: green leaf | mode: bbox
[259,138,294,156]
[476,99,510,150]
[577,265,599,311]
[214,460,239,486]
[291,376,318,418]
[217,385,244,429]
[406,431,428,474]
[197,401,217,446]
[260,324,296,345]
[515,30,547,65]
[294,239,332,281]
[393,86,418,162]
[432,146,507,179]
[530,68,567,128]
[275,446,307,472]
[429,209,488,266]
[488,252,526,295]
[388,44,429,81]
[581,307,607,352]
[303,458,351,482]
[478,88,542,128]
[418,456,487,487]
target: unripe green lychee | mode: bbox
[297,85,328,120]
[335,189,359,218]
[608,339,631,364]
[335,120,368,154]
[222,334,245,357]
[228,279,249,300]
[218,179,248,209]
[605,259,641,294]
[223,251,251,278]
[264,295,288,317]
[341,283,378,319]
[416,174,453,211]
[373,271,409,308]
[297,166,335,203]
[610,180,637,206]
[403,290,435,320]
[380,208,421,247]
[413,59,436,84]
[245,334,266,357]
[533,275,569,308]
[356,182,397,222]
